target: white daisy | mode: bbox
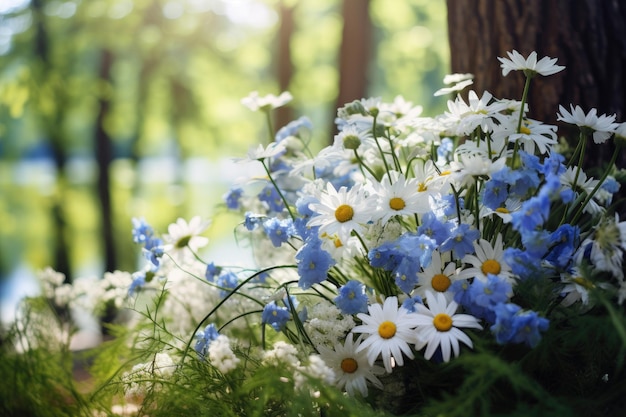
[434,78,474,97]
[317,335,385,397]
[370,171,423,224]
[498,50,565,77]
[333,124,376,152]
[559,267,598,307]
[415,250,462,301]
[557,104,619,144]
[578,213,626,280]
[308,182,375,241]
[479,198,523,224]
[352,296,419,373]
[560,166,602,215]
[240,141,287,162]
[412,159,451,207]
[163,216,210,261]
[493,118,558,155]
[456,234,513,284]
[241,91,292,112]
[443,90,508,135]
[412,291,482,362]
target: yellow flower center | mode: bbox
[340,357,359,374]
[417,182,428,192]
[481,259,501,275]
[439,170,451,176]
[495,207,510,213]
[572,276,595,290]
[431,274,451,292]
[519,125,531,135]
[335,204,354,223]
[333,237,343,248]
[378,321,397,339]
[389,197,406,211]
[433,313,453,331]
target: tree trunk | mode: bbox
[275,0,295,131]
[333,0,373,138]
[31,0,73,282]
[94,49,117,274]
[447,0,626,170]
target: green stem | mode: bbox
[353,149,378,179]
[570,143,619,224]
[264,110,274,144]
[372,115,392,179]
[262,160,296,220]
[510,75,533,168]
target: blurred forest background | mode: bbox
[0,0,451,319]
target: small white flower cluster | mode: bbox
[208,335,240,374]
[122,352,176,400]
[303,301,355,348]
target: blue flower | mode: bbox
[131,217,154,245]
[275,116,313,142]
[142,237,164,267]
[397,233,436,268]
[216,271,239,298]
[394,257,421,293]
[450,279,472,306]
[417,212,452,245]
[546,224,579,269]
[437,137,454,163]
[466,275,512,323]
[440,223,479,259]
[539,152,566,176]
[503,248,544,280]
[129,271,147,296]
[258,184,285,213]
[401,294,423,313]
[262,302,290,331]
[296,236,335,289]
[482,179,509,210]
[490,303,549,348]
[244,212,264,231]
[520,229,551,258]
[368,240,403,271]
[263,217,293,247]
[511,193,550,232]
[334,280,368,314]
[205,262,222,282]
[223,187,243,210]
[194,323,220,357]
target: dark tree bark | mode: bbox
[94,49,117,274]
[275,1,295,131]
[447,0,626,171]
[333,0,373,137]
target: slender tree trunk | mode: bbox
[32,0,73,281]
[447,0,626,171]
[275,0,295,131]
[94,49,117,273]
[333,0,373,138]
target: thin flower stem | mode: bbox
[262,160,296,220]
[353,149,378,179]
[265,110,274,144]
[372,115,393,179]
[510,75,532,167]
[570,143,619,224]
[180,264,297,363]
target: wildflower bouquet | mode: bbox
[4,51,626,417]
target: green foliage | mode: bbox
[0,298,90,417]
